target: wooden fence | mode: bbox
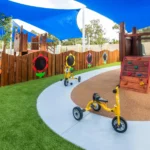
[0,50,119,86]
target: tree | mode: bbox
[112,24,119,30]
[111,39,119,44]
[0,13,12,52]
[84,19,107,47]
[31,30,38,35]
[137,27,150,42]
[61,38,82,46]
[112,23,119,44]
[47,33,59,45]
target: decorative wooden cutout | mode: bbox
[66,53,75,67]
[86,52,92,68]
[102,52,108,64]
[33,54,48,78]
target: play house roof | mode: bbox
[76,0,150,31]
[0,0,82,40]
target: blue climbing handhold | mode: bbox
[137,74,142,76]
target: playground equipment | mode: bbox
[120,56,150,93]
[72,85,127,133]
[61,53,81,86]
[63,65,81,86]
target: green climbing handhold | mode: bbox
[128,61,132,64]
[134,66,138,69]
[36,72,45,78]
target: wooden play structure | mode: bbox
[119,22,150,93]
[30,33,55,53]
[120,56,150,93]
[13,26,55,55]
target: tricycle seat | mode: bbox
[93,93,108,103]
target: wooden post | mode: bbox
[137,36,142,56]
[132,27,137,56]
[31,36,40,50]
[119,22,125,61]
[40,33,47,51]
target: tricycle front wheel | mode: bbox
[112,116,127,133]
[64,79,69,86]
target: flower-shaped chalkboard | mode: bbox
[66,53,75,72]
[33,54,48,78]
[86,53,92,68]
[102,52,108,64]
[66,53,75,67]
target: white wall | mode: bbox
[1,42,150,55]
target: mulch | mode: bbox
[71,69,150,121]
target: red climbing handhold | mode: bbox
[127,72,132,76]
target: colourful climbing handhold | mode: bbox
[128,61,132,64]
[137,73,142,77]
[127,72,132,76]
[134,66,138,69]
[140,81,144,86]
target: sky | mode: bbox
[10,0,119,41]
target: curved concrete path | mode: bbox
[37,66,150,150]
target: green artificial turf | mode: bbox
[0,62,120,150]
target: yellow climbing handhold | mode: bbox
[140,81,144,86]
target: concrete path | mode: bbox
[37,66,150,150]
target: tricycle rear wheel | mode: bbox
[73,107,83,121]
[91,103,101,111]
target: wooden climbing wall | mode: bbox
[120,56,150,93]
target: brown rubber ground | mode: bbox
[71,69,150,121]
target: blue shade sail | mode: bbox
[76,0,150,31]
[0,1,82,39]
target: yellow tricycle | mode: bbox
[72,85,127,133]
[61,65,81,86]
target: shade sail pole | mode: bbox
[82,7,85,52]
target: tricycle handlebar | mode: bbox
[112,84,120,94]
